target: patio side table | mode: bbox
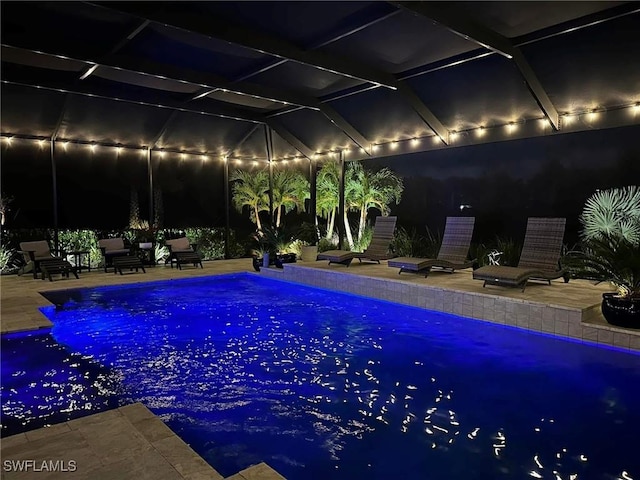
[68,250,91,273]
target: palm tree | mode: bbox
[341,163,404,249]
[272,170,309,227]
[316,159,340,239]
[347,163,404,241]
[230,169,270,230]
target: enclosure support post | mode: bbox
[264,125,274,229]
[147,148,154,229]
[338,151,345,250]
[224,156,230,259]
[309,157,317,224]
[50,140,59,253]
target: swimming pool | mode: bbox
[2,273,639,479]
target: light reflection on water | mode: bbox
[2,273,639,480]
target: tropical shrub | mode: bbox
[579,185,640,243]
[567,186,640,298]
[56,229,102,268]
[0,245,18,274]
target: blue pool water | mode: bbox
[1,273,639,479]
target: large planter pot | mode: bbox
[601,293,640,329]
[301,245,318,262]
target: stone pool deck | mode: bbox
[2,257,639,479]
[260,260,640,352]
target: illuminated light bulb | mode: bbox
[158,150,166,158]
[116,147,122,153]
[411,138,420,147]
[359,147,365,153]
[293,157,300,162]
[372,144,379,152]
[252,161,258,166]
[587,110,599,121]
[344,148,350,153]
[62,141,69,150]
[563,114,574,126]
[449,131,458,140]
[4,136,13,144]
[476,127,485,138]
[180,153,186,160]
[38,139,46,147]
[390,141,398,150]
[90,143,96,152]
[506,123,517,134]
[282,160,288,164]
[202,155,208,161]
[235,159,242,165]
[632,103,640,113]
[539,118,549,128]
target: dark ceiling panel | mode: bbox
[405,55,543,130]
[155,111,251,153]
[0,83,66,137]
[56,94,172,146]
[277,109,357,153]
[521,13,640,112]
[1,46,85,73]
[328,87,435,143]
[233,125,269,159]
[249,62,362,98]
[203,91,282,111]
[320,10,477,74]
[272,130,303,160]
[118,24,268,79]
[1,2,136,58]
[94,67,200,94]
[195,1,383,47]
[446,1,627,38]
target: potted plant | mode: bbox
[296,222,320,262]
[568,186,640,328]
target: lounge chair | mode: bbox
[317,216,397,267]
[98,238,132,272]
[19,240,67,279]
[165,237,202,269]
[472,217,569,291]
[388,217,476,277]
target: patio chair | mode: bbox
[18,240,65,279]
[472,217,569,291]
[165,237,202,269]
[317,216,397,267]
[98,237,132,273]
[388,217,476,277]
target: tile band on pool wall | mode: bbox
[259,265,640,353]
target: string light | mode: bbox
[372,144,379,152]
[62,141,69,150]
[476,126,485,138]
[90,143,96,152]
[38,139,46,148]
[449,131,458,141]
[180,153,186,160]
[587,110,599,122]
[390,141,398,150]
[506,123,517,134]
[158,150,166,158]
[411,138,420,147]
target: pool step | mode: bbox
[226,462,287,480]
